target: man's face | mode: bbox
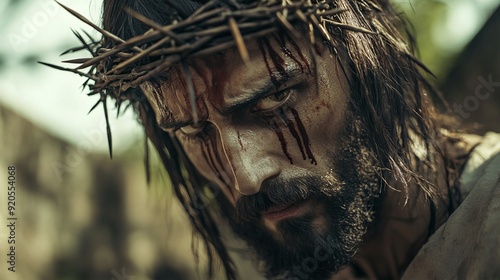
[143,35,381,278]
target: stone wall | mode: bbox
[0,104,262,280]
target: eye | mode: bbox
[251,90,292,112]
[178,123,205,136]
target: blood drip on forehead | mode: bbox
[257,35,318,165]
[174,35,319,170]
[188,53,230,110]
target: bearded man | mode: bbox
[54,0,500,279]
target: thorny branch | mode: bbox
[43,0,373,156]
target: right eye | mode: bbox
[180,125,202,135]
[177,122,207,137]
[250,89,292,113]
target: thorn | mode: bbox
[116,100,123,118]
[38,61,97,80]
[124,7,185,44]
[56,1,142,53]
[102,96,113,159]
[62,58,92,64]
[112,37,170,72]
[275,12,301,38]
[228,17,250,64]
[60,46,88,56]
[88,99,101,114]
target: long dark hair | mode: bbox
[101,1,461,279]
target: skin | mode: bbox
[141,36,450,279]
[145,36,350,227]
[145,37,348,200]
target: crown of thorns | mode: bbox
[43,0,372,156]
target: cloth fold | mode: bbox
[402,132,500,279]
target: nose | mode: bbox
[214,124,281,195]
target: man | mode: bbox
[55,0,500,279]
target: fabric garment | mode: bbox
[402,132,500,279]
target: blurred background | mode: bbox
[0,0,499,279]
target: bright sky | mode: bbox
[432,0,500,52]
[0,0,142,154]
[0,0,498,154]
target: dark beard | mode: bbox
[223,119,382,280]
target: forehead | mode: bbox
[141,35,317,126]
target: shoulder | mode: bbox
[402,132,500,279]
[460,132,500,198]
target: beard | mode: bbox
[221,117,382,280]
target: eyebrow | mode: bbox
[221,66,303,115]
[159,119,191,130]
[220,80,277,115]
[158,65,303,130]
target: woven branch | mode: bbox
[51,0,375,101]
[42,0,375,155]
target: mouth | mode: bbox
[263,198,310,222]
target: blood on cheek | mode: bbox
[266,109,317,165]
[181,131,235,203]
[200,136,226,183]
[184,35,318,187]
[181,131,235,198]
[185,106,317,195]
[290,108,316,165]
[258,36,317,165]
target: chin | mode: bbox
[222,117,382,279]
[269,203,329,249]
[228,202,367,280]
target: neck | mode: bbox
[348,152,452,279]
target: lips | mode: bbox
[263,198,309,222]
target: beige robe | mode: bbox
[402,132,500,279]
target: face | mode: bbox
[142,35,381,279]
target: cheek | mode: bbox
[178,134,221,182]
[278,108,318,165]
[308,98,348,143]
[298,92,349,166]
[273,49,350,167]
[176,133,238,204]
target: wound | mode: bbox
[279,108,306,160]
[267,118,293,164]
[199,132,233,195]
[273,34,307,75]
[200,136,224,183]
[290,108,317,165]
[284,33,312,75]
[259,37,290,88]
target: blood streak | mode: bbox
[279,108,306,160]
[260,37,314,165]
[314,43,322,56]
[262,37,290,85]
[267,119,293,164]
[202,54,227,108]
[201,140,234,198]
[200,140,221,181]
[199,135,221,178]
[290,108,317,165]
[273,34,305,74]
[284,33,312,75]
[178,66,195,114]
[258,40,280,88]
[207,131,227,178]
[192,65,210,96]
[199,131,230,191]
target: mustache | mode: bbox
[235,176,326,222]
